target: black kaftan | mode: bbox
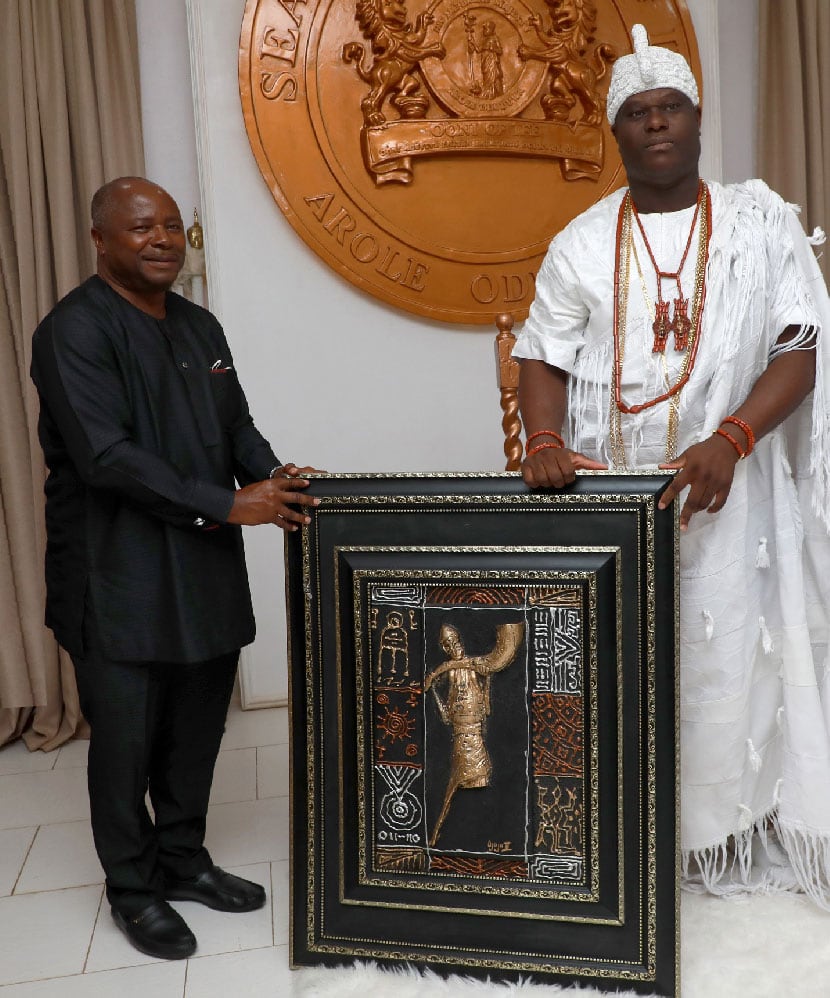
[31,276,279,663]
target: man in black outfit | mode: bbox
[30,177,318,960]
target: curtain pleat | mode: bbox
[759,0,830,281]
[0,0,144,749]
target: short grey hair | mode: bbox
[90,177,157,230]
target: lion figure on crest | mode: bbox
[519,0,616,125]
[342,0,445,126]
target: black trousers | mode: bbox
[71,647,239,916]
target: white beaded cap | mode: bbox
[606,23,700,125]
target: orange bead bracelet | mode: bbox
[525,430,564,453]
[721,415,755,456]
[527,442,564,458]
[713,427,746,460]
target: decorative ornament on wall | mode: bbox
[239,0,700,324]
[172,208,207,306]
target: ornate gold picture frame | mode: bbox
[286,472,679,995]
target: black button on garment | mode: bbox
[181,361,188,369]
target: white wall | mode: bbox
[136,0,756,706]
[717,0,759,183]
[135,0,202,230]
[185,0,503,706]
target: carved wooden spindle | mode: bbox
[494,312,523,471]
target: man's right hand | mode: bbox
[226,476,320,529]
[517,360,607,489]
[521,448,606,489]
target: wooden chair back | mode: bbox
[494,312,523,471]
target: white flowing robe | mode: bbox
[513,180,830,906]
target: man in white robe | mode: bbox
[513,24,830,907]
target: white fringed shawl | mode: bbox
[514,180,830,908]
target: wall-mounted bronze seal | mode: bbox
[239,0,700,324]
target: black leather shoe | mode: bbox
[165,865,266,912]
[111,900,197,960]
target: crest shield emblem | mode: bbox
[240,0,700,323]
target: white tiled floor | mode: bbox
[0,698,295,996]
[4,699,830,997]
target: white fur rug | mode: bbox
[291,891,830,998]
[294,963,640,998]
[294,964,641,998]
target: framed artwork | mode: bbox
[286,472,679,995]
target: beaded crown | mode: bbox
[606,23,700,125]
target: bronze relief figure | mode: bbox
[425,621,524,845]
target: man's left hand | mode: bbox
[658,434,741,531]
[274,463,326,477]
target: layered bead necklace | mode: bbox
[610,181,711,468]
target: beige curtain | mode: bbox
[759,0,830,281]
[0,1,144,749]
